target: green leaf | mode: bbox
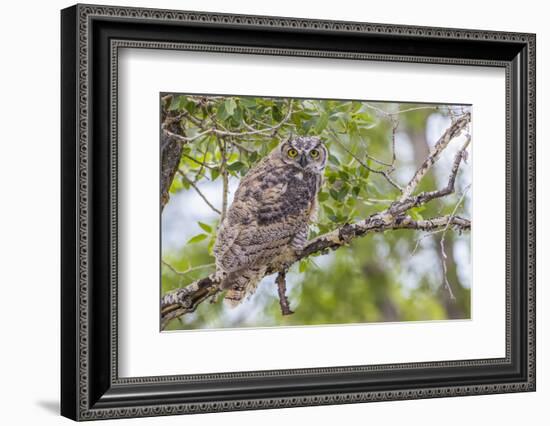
[329,188,340,201]
[338,184,349,200]
[225,98,237,116]
[169,177,183,194]
[338,170,350,181]
[168,96,182,111]
[227,161,245,172]
[299,260,309,273]
[272,105,283,122]
[239,97,257,108]
[329,214,340,223]
[323,205,335,216]
[198,222,212,233]
[410,205,426,221]
[248,151,259,163]
[346,197,356,208]
[210,167,220,181]
[410,210,423,221]
[187,234,208,244]
[317,223,330,234]
[328,154,340,166]
[314,113,329,133]
[207,236,216,256]
[318,191,329,202]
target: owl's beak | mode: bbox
[299,154,308,168]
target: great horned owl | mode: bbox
[213,136,328,306]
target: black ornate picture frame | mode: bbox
[61,4,536,421]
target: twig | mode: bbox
[401,134,471,209]
[329,129,403,191]
[364,103,440,117]
[275,271,294,315]
[410,229,445,257]
[192,139,213,184]
[162,260,216,276]
[218,138,229,224]
[439,240,455,301]
[182,153,216,171]
[177,170,221,215]
[438,184,471,300]
[162,128,212,144]
[400,112,471,200]
[215,100,293,137]
[225,138,255,153]
[389,120,398,172]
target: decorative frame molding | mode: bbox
[61,3,535,421]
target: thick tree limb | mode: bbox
[160,111,186,211]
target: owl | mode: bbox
[213,136,328,306]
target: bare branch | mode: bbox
[182,153,216,171]
[400,112,471,200]
[217,138,229,224]
[160,274,219,329]
[329,129,403,191]
[438,184,471,299]
[215,100,293,137]
[439,242,456,300]
[275,271,294,315]
[177,170,221,215]
[225,138,255,153]
[364,103,440,118]
[162,128,212,144]
[403,134,471,209]
[162,260,216,276]
[389,120,398,172]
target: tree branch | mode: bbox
[330,130,403,191]
[217,138,229,224]
[161,100,293,145]
[275,271,294,315]
[177,170,221,215]
[400,112,470,200]
[160,212,470,328]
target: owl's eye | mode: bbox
[287,148,298,158]
[310,149,320,159]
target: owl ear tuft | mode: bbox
[285,132,294,144]
[278,133,293,151]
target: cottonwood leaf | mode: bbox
[198,222,212,233]
[187,234,208,244]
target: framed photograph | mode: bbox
[61,4,536,421]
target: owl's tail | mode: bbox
[221,267,265,307]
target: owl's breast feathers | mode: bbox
[214,158,321,275]
[252,165,319,226]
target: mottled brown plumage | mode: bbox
[213,136,328,306]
